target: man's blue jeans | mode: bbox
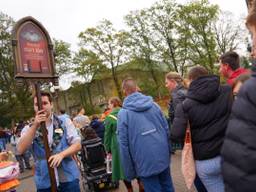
[140,167,175,192]
[37,179,80,192]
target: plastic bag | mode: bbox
[0,162,20,184]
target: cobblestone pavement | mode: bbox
[15,150,195,192]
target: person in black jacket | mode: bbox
[221,2,256,191]
[166,71,207,192]
[172,66,232,192]
[165,72,187,152]
[221,72,256,192]
[165,72,187,124]
[90,115,105,141]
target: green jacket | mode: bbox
[104,107,125,181]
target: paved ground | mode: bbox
[7,142,194,192]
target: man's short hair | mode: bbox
[34,91,52,103]
[220,51,240,71]
[188,66,208,81]
[122,78,137,93]
[60,109,66,114]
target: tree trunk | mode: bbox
[167,37,179,72]
[86,83,93,107]
[147,59,161,99]
[111,67,123,99]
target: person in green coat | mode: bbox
[104,97,134,192]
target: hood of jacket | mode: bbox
[187,75,220,104]
[123,92,154,112]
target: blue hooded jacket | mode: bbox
[117,92,171,180]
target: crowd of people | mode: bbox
[1,3,256,192]
[2,49,253,192]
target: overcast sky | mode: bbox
[1,0,248,51]
[0,0,248,89]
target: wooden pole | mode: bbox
[35,82,57,192]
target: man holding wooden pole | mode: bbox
[17,91,81,192]
[12,17,81,192]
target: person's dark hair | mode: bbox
[220,51,240,71]
[16,121,25,133]
[188,66,209,81]
[34,91,52,103]
[82,127,98,140]
[60,109,66,114]
[109,97,122,108]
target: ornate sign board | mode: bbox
[11,17,58,192]
[12,16,57,81]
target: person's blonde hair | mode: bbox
[165,72,185,87]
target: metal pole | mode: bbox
[35,82,57,192]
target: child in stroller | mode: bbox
[80,127,118,191]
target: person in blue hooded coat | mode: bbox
[117,78,174,192]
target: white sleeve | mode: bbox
[64,118,81,145]
[17,125,32,146]
[20,125,30,137]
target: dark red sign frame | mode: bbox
[12,17,58,192]
[12,16,57,80]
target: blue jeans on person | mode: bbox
[140,167,175,192]
[196,156,224,192]
[37,179,80,192]
[0,138,6,151]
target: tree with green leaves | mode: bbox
[73,48,107,107]
[53,39,73,77]
[148,0,189,74]
[125,9,163,95]
[176,0,219,73]
[73,49,105,82]
[0,12,33,127]
[78,20,130,99]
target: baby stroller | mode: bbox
[80,137,119,192]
